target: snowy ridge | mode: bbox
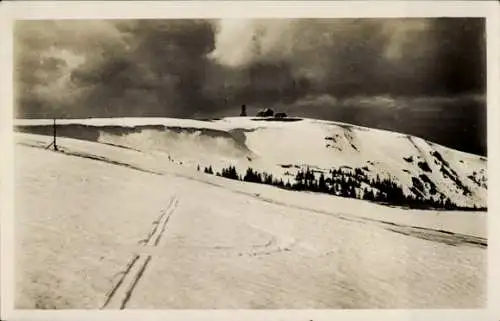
[15,117,487,208]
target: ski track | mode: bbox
[101,197,179,309]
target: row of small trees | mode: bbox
[204,165,287,187]
[201,164,482,211]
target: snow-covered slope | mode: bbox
[15,117,487,208]
[14,135,486,309]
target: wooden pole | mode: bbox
[53,118,58,151]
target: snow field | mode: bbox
[14,134,486,308]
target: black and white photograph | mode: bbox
[1,1,499,319]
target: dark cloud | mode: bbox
[14,18,486,154]
[15,20,216,118]
[68,20,216,117]
[209,18,485,102]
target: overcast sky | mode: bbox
[14,18,486,154]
